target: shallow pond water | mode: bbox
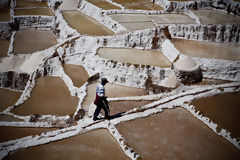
[0,39,10,58]
[150,13,196,24]
[190,92,240,139]
[63,64,89,88]
[113,0,164,10]
[117,107,240,160]
[86,0,121,10]
[0,7,10,21]
[15,8,54,16]
[171,38,240,61]
[6,129,130,160]
[0,88,22,112]
[14,29,57,54]
[62,10,114,36]
[16,0,48,8]
[97,47,171,68]
[12,76,79,116]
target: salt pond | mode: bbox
[117,107,240,160]
[6,129,130,160]
[15,8,54,16]
[62,10,114,36]
[0,88,22,112]
[171,38,240,61]
[0,7,10,22]
[112,0,164,10]
[97,47,171,67]
[16,0,48,8]
[12,76,79,116]
[0,39,10,58]
[86,0,121,10]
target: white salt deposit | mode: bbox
[161,71,179,88]
[59,0,78,11]
[174,56,198,71]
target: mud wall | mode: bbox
[169,24,240,43]
[15,16,54,29]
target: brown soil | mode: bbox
[190,92,240,139]
[97,47,171,68]
[0,7,10,22]
[86,0,121,10]
[171,39,240,61]
[0,126,54,143]
[0,39,10,58]
[109,100,153,115]
[82,82,148,109]
[6,129,130,160]
[0,114,24,122]
[12,76,79,116]
[117,107,240,160]
[14,29,57,54]
[0,88,22,112]
[62,10,114,36]
[63,64,89,88]
[14,8,54,16]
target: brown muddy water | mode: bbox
[109,100,153,115]
[0,88,22,112]
[0,126,54,143]
[86,0,121,10]
[12,76,79,116]
[171,39,240,61]
[0,7,10,22]
[191,92,240,139]
[62,11,114,36]
[14,29,57,54]
[16,0,48,8]
[14,8,54,16]
[113,0,164,10]
[63,64,89,88]
[0,39,10,58]
[97,47,171,67]
[0,114,23,122]
[150,13,196,24]
[82,82,148,109]
[117,107,240,160]
[6,129,130,160]
[193,10,240,25]
[194,78,232,86]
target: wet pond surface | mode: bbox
[150,13,196,24]
[82,82,148,109]
[190,92,240,139]
[0,88,22,112]
[0,114,23,122]
[14,8,54,16]
[171,38,240,61]
[12,76,79,116]
[0,126,54,143]
[109,100,153,115]
[0,7,10,21]
[0,39,10,58]
[97,47,171,68]
[63,64,89,88]
[117,107,240,160]
[16,0,48,8]
[6,129,130,160]
[194,78,232,86]
[62,10,114,36]
[14,29,57,54]
[193,10,240,25]
[86,0,121,10]
[113,0,164,10]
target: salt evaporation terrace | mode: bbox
[0,0,240,159]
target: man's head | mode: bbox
[101,78,108,85]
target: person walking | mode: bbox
[93,78,110,121]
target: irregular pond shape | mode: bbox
[63,64,89,88]
[0,39,10,58]
[14,8,54,16]
[171,38,240,61]
[14,29,57,54]
[12,76,79,116]
[193,9,240,25]
[0,126,54,143]
[0,88,22,112]
[86,0,121,10]
[62,10,114,36]
[6,129,130,160]
[190,92,240,139]
[97,47,171,68]
[117,107,240,160]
